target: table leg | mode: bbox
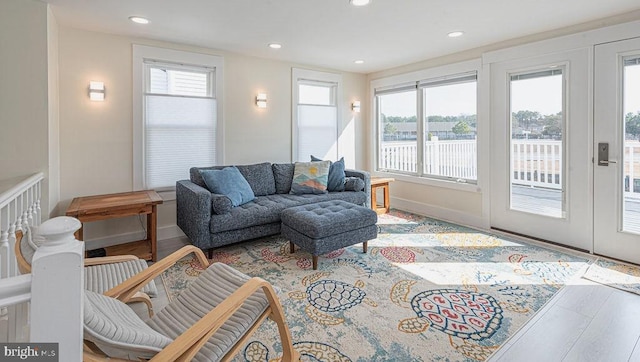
[383,184,390,213]
[371,186,378,211]
[75,225,84,241]
[148,205,157,261]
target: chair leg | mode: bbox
[289,241,295,254]
[129,292,154,318]
[312,255,318,270]
[208,248,213,259]
[363,241,368,253]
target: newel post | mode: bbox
[30,216,84,362]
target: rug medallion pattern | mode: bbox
[161,210,592,361]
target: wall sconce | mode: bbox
[89,81,105,101]
[256,93,267,108]
[352,101,361,113]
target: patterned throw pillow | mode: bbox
[290,161,331,195]
[310,155,346,192]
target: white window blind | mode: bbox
[144,62,217,190]
[295,79,338,161]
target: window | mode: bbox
[421,73,477,181]
[133,46,223,192]
[292,69,342,161]
[377,88,417,173]
[509,68,565,217]
[373,61,478,185]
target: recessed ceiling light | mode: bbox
[129,16,149,24]
[350,0,371,6]
[354,60,365,64]
[447,31,464,38]
[268,43,282,49]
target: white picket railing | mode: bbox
[0,216,84,361]
[0,172,43,342]
[379,138,478,179]
[425,139,477,180]
[511,139,562,189]
[379,139,640,197]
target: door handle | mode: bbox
[597,142,617,166]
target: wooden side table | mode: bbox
[66,190,163,261]
[371,177,395,214]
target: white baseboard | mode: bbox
[391,196,484,229]
[84,224,185,250]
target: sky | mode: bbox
[625,64,640,115]
[377,63,640,118]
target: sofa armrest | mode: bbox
[176,180,212,250]
[344,169,371,208]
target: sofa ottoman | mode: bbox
[281,200,378,270]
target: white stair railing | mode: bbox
[0,216,84,362]
[0,172,43,342]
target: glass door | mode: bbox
[490,49,591,250]
[594,37,640,264]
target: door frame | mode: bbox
[593,37,640,264]
[488,48,593,251]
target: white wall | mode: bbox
[57,27,367,245]
[0,0,58,217]
[366,12,640,229]
[47,6,60,217]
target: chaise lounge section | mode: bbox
[177,162,371,254]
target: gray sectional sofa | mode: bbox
[176,162,371,254]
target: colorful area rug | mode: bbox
[582,258,640,296]
[161,210,592,361]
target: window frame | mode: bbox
[133,45,224,196]
[370,59,481,192]
[291,68,342,162]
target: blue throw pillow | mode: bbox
[200,167,255,207]
[310,155,345,192]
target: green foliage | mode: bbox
[384,122,397,135]
[428,114,477,127]
[451,121,471,135]
[626,112,640,140]
[384,115,417,123]
[510,111,563,139]
[512,110,542,131]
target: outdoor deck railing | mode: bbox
[379,139,640,198]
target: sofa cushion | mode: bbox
[344,176,365,192]
[209,195,290,233]
[201,167,255,207]
[211,194,233,214]
[272,163,295,194]
[190,162,276,196]
[235,162,276,196]
[209,192,367,233]
[290,161,330,195]
[311,156,346,192]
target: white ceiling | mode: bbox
[44,0,640,74]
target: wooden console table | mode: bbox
[371,177,395,214]
[66,190,163,261]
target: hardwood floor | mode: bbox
[152,235,640,361]
[489,279,640,362]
